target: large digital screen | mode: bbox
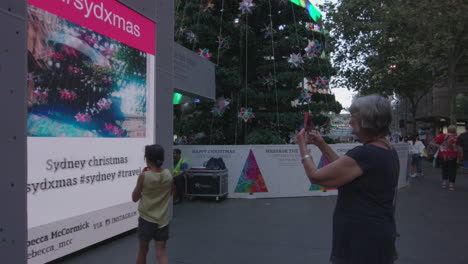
[26,0,156,263]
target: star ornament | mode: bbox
[298,89,313,103]
[197,48,212,60]
[238,107,255,122]
[288,53,304,67]
[239,0,256,14]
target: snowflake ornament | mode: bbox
[239,0,256,14]
[288,53,304,67]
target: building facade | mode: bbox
[394,67,468,138]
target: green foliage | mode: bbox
[324,0,467,125]
[247,129,283,144]
[174,0,342,145]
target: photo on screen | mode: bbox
[27,6,148,138]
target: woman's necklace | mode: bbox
[364,137,391,149]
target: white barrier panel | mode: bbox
[179,144,409,199]
[26,1,156,263]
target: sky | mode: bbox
[331,87,355,111]
[314,0,355,112]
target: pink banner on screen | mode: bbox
[28,0,155,55]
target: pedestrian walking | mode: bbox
[431,125,459,191]
[409,136,426,177]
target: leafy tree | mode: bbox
[324,0,467,129]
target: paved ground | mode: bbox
[51,161,468,264]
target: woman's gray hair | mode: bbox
[447,125,457,134]
[349,94,392,137]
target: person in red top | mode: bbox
[433,125,459,190]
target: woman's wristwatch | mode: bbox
[301,154,312,163]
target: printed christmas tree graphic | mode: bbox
[310,155,336,192]
[235,150,268,193]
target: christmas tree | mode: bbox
[174,0,342,145]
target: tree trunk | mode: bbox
[411,106,418,136]
[448,56,457,125]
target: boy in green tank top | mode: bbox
[132,144,172,264]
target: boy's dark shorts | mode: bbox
[137,217,169,241]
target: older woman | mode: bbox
[296,94,399,264]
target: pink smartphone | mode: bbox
[303,113,315,131]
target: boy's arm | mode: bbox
[132,173,145,202]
